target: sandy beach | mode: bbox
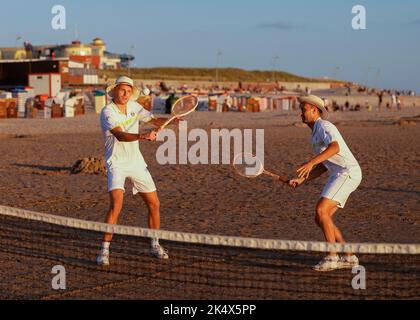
[1,107,419,243]
[0,106,419,299]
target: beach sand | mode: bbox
[0,107,419,299]
[1,107,419,242]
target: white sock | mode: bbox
[101,241,110,252]
[151,238,159,247]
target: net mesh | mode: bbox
[0,205,419,300]
[172,95,198,115]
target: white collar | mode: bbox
[111,101,129,116]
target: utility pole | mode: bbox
[272,55,279,83]
[331,66,340,79]
[362,66,372,87]
[15,34,22,48]
[128,44,135,77]
[215,50,223,84]
[374,68,381,89]
[75,22,79,40]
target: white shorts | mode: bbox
[107,166,157,195]
[321,168,362,208]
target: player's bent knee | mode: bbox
[316,206,330,222]
[149,201,160,212]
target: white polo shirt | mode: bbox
[311,118,361,177]
[100,101,155,169]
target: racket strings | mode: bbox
[172,96,198,115]
[233,153,264,178]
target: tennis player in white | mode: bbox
[97,76,177,266]
[288,95,362,272]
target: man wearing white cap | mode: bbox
[288,95,362,272]
[97,76,176,265]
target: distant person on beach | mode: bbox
[397,97,402,110]
[221,91,232,112]
[377,92,383,111]
[347,85,351,95]
[344,101,350,111]
[288,95,362,272]
[97,76,180,266]
[391,93,397,109]
[366,100,373,112]
[165,92,176,114]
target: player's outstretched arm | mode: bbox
[289,164,328,189]
[305,163,328,182]
[149,118,169,128]
[149,117,182,128]
[111,127,158,142]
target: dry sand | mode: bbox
[1,107,419,242]
[0,107,419,299]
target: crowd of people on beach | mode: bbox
[135,81,417,114]
[328,93,415,113]
[139,80,416,99]
[135,80,334,97]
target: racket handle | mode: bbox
[264,170,289,184]
[159,116,175,130]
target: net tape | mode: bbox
[1,205,419,255]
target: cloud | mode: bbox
[257,21,301,30]
[410,19,420,25]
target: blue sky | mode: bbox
[0,0,419,90]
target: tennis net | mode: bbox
[0,205,419,300]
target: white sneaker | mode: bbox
[96,250,110,266]
[150,245,169,260]
[313,255,340,272]
[338,255,359,269]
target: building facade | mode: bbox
[0,38,134,70]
